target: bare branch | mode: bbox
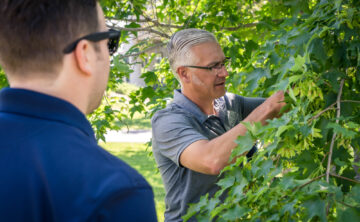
[107,25,171,38]
[330,173,360,184]
[106,17,184,29]
[221,19,283,31]
[106,16,285,33]
[326,79,345,182]
[341,100,360,104]
[119,42,167,59]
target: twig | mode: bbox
[275,155,281,168]
[326,79,345,182]
[321,152,329,165]
[118,42,167,59]
[106,17,184,29]
[221,19,283,31]
[341,100,360,104]
[107,25,170,38]
[106,17,284,33]
[330,173,360,184]
[293,174,326,192]
[308,102,337,123]
[336,200,356,208]
[184,0,200,29]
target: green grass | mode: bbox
[101,142,165,221]
[119,112,151,130]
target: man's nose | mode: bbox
[217,66,229,77]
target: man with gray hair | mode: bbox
[151,28,285,221]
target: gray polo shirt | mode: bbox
[151,90,265,222]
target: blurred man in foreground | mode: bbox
[152,28,285,221]
[0,1,157,221]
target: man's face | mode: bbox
[185,41,228,101]
[87,3,110,114]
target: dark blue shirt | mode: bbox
[0,88,157,222]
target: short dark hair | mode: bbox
[0,0,99,77]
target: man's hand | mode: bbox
[244,91,286,125]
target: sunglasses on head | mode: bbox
[63,29,121,56]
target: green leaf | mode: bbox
[141,71,158,86]
[221,205,251,220]
[334,158,347,167]
[276,125,292,137]
[182,194,209,222]
[302,197,326,222]
[216,176,235,190]
[288,74,303,84]
[291,55,306,72]
[232,176,248,195]
[232,131,254,158]
[327,122,357,138]
[288,87,297,103]
[351,185,360,202]
[337,207,360,222]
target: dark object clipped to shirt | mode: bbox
[151,89,265,222]
[0,88,157,222]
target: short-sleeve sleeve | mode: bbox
[238,96,265,119]
[151,110,208,167]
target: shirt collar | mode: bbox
[0,88,96,141]
[173,89,227,123]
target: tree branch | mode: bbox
[326,79,345,182]
[336,200,356,208]
[321,152,329,165]
[221,19,283,31]
[341,100,360,104]
[118,42,167,59]
[292,174,326,192]
[330,173,360,184]
[106,17,284,32]
[107,25,171,38]
[308,102,337,123]
[106,17,184,29]
[185,0,200,29]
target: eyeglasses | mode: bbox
[183,57,231,73]
[63,29,121,56]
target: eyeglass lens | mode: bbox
[108,38,118,55]
[213,59,230,69]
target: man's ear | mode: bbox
[177,66,191,83]
[74,40,93,76]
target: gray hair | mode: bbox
[167,29,218,80]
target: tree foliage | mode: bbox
[0,0,359,220]
[0,67,8,89]
[182,0,359,221]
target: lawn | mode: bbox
[119,111,151,130]
[101,142,165,222]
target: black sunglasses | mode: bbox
[63,29,121,56]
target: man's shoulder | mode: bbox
[0,113,150,190]
[151,102,191,123]
[217,92,243,110]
